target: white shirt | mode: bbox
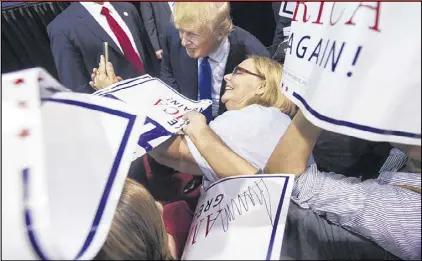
[185,105,311,188]
[80,2,141,57]
[197,37,230,117]
[168,2,175,12]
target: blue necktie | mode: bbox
[198,57,213,122]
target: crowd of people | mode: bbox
[43,2,421,260]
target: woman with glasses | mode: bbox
[149,55,310,188]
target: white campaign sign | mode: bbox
[282,2,421,145]
[2,68,142,260]
[93,75,212,158]
[181,175,295,260]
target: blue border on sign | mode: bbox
[204,175,291,260]
[293,92,421,139]
[24,97,137,260]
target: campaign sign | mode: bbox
[2,68,142,260]
[181,175,295,260]
[93,76,212,158]
[282,2,421,145]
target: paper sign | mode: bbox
[2,68,142,260]
[279,2,296,19]
[93,75,212,158]
[181,175,295,260]
[282,2,421,145]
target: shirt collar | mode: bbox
[378,171,421,188]
[207,37,229,63]
[80,2,112,15]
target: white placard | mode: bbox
[181,174,295,260]
[2,68,142,260]
[279,2,296,19]
[282,2,421,145]
[93,75,212,158]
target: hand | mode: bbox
[89,55,123,90]
[181,111,208,138]
[155,49,163,60]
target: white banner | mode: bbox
[93,76,212,158]
[2,68,142,260]
[282,2,421,145]
[181,175,295,260]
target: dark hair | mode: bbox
[94,178,174,260]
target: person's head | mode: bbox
[94,178,173,260]
[172,2,233,58]
[222,56,296,117]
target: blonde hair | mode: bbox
[172,2,233,37]
[246,56,297,118]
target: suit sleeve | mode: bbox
[160,22,180,92]
[47,26,92,93]
[139,2,161,52]
[244,32,270,58]
[271,16,292,60]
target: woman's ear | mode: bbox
[255,82,266,95]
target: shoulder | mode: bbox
[47,3,79,33]
[213,105,290,128]
[229,26,269,57]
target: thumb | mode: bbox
[106,62,116,78]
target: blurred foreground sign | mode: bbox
[181,175,294,260]
[282,2,421,145]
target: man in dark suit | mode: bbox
[159,2,270,193]
[48,2,159,93]
[139,2,173,61]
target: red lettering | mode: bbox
[345,2,381,32]
[175,114,184,119]
[205,210,222,237]
[153,99,163,106]
[189,218,203,245]
[330,3,345,26]
[311,2,325,24]
[292,2,310,22]
[163,107,179,115]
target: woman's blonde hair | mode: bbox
[246,56,297,118]
[172,2,233,37]
[94,178,173,260]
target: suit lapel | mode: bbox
[218,32,246,115]
[112,3,146,64]
[75,3,123,56]
[181,49,198,98]
[162,2,172,16]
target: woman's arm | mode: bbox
[182,112,258,178]
[265,110,322,176]
[149,135,204,175]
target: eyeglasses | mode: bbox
[232,66,265,80]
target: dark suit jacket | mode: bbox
[139,2,172,52]
[160,24,270,116]
[47,2,159,93]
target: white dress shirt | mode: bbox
[197,37,230,117]
[80,2,141,58]
[168,2,175,12]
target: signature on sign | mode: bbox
[188,179,273,245]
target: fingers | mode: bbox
[106,61,117,79]
[91,68,97,81]
[98,55,106,74]
[89,81,97,90]
[116,76,123,82]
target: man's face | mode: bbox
[179,28,220,58]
